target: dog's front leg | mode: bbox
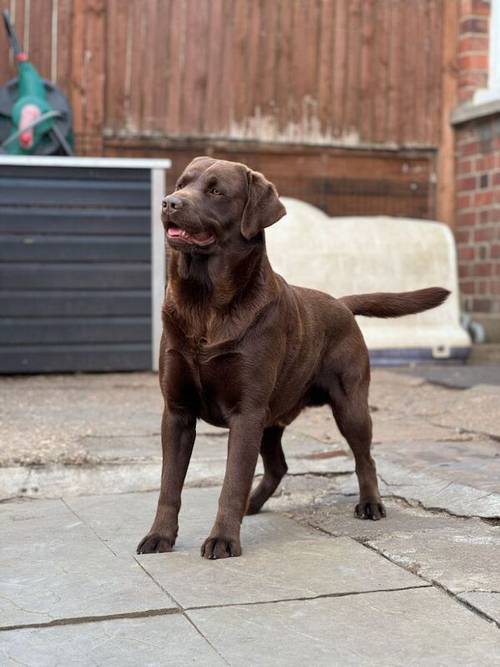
[137,408,195,554]
[201,413,264,559]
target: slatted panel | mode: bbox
[0,291,150,316]
[105,140,435,220]
[0,345,150,374]
[0,318,150,344]
[0,165,152,373]
[0,1,446,149]
[103,0,445,147]
[0,263,149,289]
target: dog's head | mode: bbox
[162,157,286,254]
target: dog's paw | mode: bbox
[136,533,174,554]
[355,500,386,521]
[201,535,241,560]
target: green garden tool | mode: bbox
[0,10,73,155]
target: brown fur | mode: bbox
[340,287,450,318]
[137,157,450,559]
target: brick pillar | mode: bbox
[455,120,500,331]
[458,0,490,102]
[454,0,500,340]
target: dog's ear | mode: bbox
[240,169,286,240]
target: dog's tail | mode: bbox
[339,287,450,319]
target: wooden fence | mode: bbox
[0,0,456,220]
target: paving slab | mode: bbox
[291,489,500,625]
[65,487,425,609]
[0,613,225,667]
[0,373,162,466]
[188,588,500,667]
[459,592,500,625]
[292,494,470,540]
[367,521,500,597]
[369,370,500,441]
[264,473,339,513]
[291,403,461,444]
[431,384,500,440]
[376,439,500,494]
[0,372,346,466]
[391,364,500,389]
[65,487,319,555]
[138,535,427,609]
[0,497,176,629]
[0,422,353,500]
[377,459,500,518]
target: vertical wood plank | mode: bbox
[413,0,427,145]
[179,0,210,135]
[104,0,129,134]
[331,0,348,136]
[203,0,224,134]
[317,0,335,138]
[140,0,160,134]
[152,0,171,134]
[127,0,147,134]
[274,0,293,139]
[258,0,279,128]
[426,0,443,147]
[70,0,106,154]
[386,0,401,145]
[289,0,308,138]
[28,0,53,79]
[55,0,72,89]
[165,0,187,135]
[359,0,375,141]
[436,0,459,225]
[372,0,389,144]
[229,0,252,135]
[0,0,16,83]
[343,0,362,134]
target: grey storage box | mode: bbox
[0,156,170,373]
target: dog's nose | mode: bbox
[163,195,183,212]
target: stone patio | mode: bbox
[0,367,499,665]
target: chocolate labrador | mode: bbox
[137,156,449,559]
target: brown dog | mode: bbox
[137,156,449,560]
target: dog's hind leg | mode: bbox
[327,353,386,521]
[246,426,288,515]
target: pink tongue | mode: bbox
[168,227,212,243]
[168,227,183,237]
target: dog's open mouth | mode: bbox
[167,225,215,246]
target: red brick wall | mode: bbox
[458,0,491,103]
[454,0,500,339]
[455,116,500,337]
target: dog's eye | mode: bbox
[175,182,184,191]
[209,187,222,196]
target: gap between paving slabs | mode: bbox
[55,488,500,618]
[287,481,500,628]
[2,487,499,666]
[1,487,433,634]
[0,429,353,500]
[2,372,500,651]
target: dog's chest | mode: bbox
[166,347,242,426]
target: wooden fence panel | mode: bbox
[0,0,446,148]
[0,0,449,219]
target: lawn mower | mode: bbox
[0,10,73,155]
